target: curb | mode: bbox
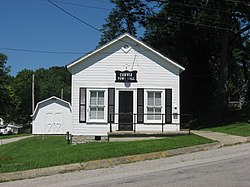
[0,142,222,182]
[247,136,250,142]
[165,142,222,156]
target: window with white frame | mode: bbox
[89,91,105,120]
[147,91,162,120]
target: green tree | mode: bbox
[35,66,71,103]
[143,0,250,124]
[99,0,147,45]
[0,53,15,122]
[12,69,34,124]
[143,0,217,121]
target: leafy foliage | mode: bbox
[12,69,34,124]
[0,53,15,122]
[99,0,147,45]
[35,67,71,103]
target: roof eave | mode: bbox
[67,33,129,70]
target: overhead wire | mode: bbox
[146,0,230,13]
[1,0,245,55]
[153,17,235,31]
[47,0,237,33]
[47,0,101,32]
[51,0,111,11]
[0,47,83,55]
[166,11,234,27]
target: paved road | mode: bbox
[1,143,250,187]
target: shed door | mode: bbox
[45,112,54,134]
[119,91,133,131]
[54,112,63,134]
[45,112,63,134]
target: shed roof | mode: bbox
[31,96,72,117]
[67,33,185,72]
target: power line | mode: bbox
[226,0,250,6]
[86,0,107,3]
[0,47,83,55]
[147,0,229,13]
[47,0,237,34]
[47,0,101,32]
[152,11,236,28]
[151,17,234,31]
[51,0,234,28]
[1,0,241,56]
[51,1,110,11]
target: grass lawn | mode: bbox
[0,134,31,140]
[0,135,213,173]
[203,122,250,137]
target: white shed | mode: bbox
[32,96,72,135]
[67,33,185,142]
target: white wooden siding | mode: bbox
[70,37,181,136]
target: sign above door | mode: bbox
[115,70,137,83]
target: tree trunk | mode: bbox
[216,7,231,120]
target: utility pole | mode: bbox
[61,88,64,100]
[32,74,35,114]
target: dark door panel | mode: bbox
[119,91,133,131]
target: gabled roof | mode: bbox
[31,96,72,117]
[67,33,185,72]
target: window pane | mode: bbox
[98,92,104,105]
[90,107,97,119]
[155,108,161,120]
[155,108,161,113]
[148,92,154,106]
[97,107,104,119]
[155,93,161,106]
[90,91,97,105]
[147,107,154,120]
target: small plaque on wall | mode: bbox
[115,70,137,82]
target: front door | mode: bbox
[119,91,133,131]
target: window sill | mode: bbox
[145,120,163,123]
[86,121,108,125]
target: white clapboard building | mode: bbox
[32,96,72,135]
[67,33,185,142]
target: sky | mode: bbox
[0,0,114,76]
